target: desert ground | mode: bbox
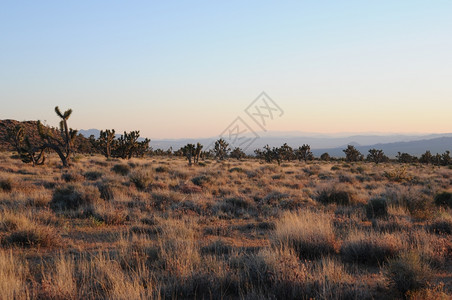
[0,152,451,299]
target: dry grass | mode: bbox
[0,153,450,299]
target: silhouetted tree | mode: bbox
[343,145,363,162]
[295,144,313,162]
[367,149,389,164]
[214,138,230,160]
[37,107,77,167]
[230,147,246,160]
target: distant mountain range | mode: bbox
[79,129,452,157]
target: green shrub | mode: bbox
[129,170,152,190]
[50,184,101,211]
[112,164,131,176]
[385,251,431,296]
[434,192,452,209]
[366,198,388,219]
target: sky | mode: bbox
[1,1,451,139]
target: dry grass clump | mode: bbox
[340,231,404,265]
[0,211,61,248]
[158,218,201,277]
[0,250,30,299]
[129,169,152,190]
[50,183,101,211]
[316,184,356,205]
[385,251,432,297]
[274,210,337,259]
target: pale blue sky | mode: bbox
[1,1,451,138]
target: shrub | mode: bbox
[129,170,152,190]
[341,232,403,265]
[317,186,354,205]
[215,197,256,217]
[366,198,388,219]
[385,251,431,296]
[434,192,452,209]
[61,172,84,182]
[84,171,103,181]
[50,184,101,211]
[191,175,212,187]
[112,164,131,176]
[428,216,452,235]
[274,210,337,259]
[4,226,60,248]
[155,166,168,173]
[229,167,243,173]
[0,178,13,192]
[97,181,117,201]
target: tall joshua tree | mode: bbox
[98,129,116,158]
[182,143,196,166]
[194,143,203,164]
[38,106,77,167]
[214,138,230,160]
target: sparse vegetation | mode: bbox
[0,153,450,299]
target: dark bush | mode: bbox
[61,172,84,182]
[385,252,431,296]
[366,198,388,219]
[155,166,168,173]
[97,181,116,201]
[341,233,403,265]
[129,170,152,190]
[0,178,13,192]
[50,184,101,211]
[191,175,212,187]
[4,227,60,248]
[84,171,103,180]
[112,164,131,176]
[434,192,452,209]
[428,219,452,235]
[317,187,354,205]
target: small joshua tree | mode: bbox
[295,144,313,162]
[367,149,389,164]
[230,147,246,160]
[194,143,203,164]
[5,124,46,166]
[37,107,77,167]
[343,145,363,162]
[320,152,331,161]
[214,138,230,160]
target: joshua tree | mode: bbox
[213,138,230,160]
[5,124,46,166]
[98,129,116,158]
[367,149,389,164]
[182,143,196,166]
[295,144,313,162]
[441,151,451,166]
[279,143,294,161]
[419,150,433,164]
[194,143,203,164]
[230,147,246,160]
[396,152,417,163]
[343,145,363,162]
[37,107,77,167]
[320,152,331,161]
